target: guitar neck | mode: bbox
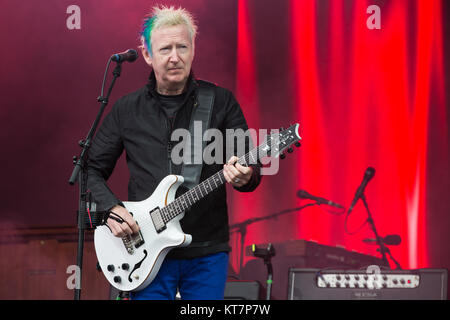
[159,123,301,224]
[160,143,266,224]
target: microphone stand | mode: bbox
[360,194,392,268]
[251,243,276,300]
[68,60,123,300]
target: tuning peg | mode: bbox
[280,153,286,160]
[72,156,78,164]
[287,147,293,153]
[295,142,301,147]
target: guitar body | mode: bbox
[94,174,192,292]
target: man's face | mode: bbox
[142,24,195,93]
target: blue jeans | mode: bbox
[131,252,229,300]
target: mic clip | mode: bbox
[251,243,276,260]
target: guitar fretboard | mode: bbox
[159,140,270,224]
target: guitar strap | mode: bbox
[180,84,215,190]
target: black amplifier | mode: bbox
[288,268,448,300]
[241,240,387,299]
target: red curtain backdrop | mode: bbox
[232,0,448,272]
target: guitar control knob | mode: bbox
[107,265,115,272]
[114,276,121,283]
[121,263,129,271]
[280,153,286,160]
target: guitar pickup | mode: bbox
[150,207,166,233]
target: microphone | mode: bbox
[297,190,345,209]
[110,49,138,63]
[347,167,375,214]
[363,234,402,246]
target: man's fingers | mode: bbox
[223,163,246,187]
[235,162,252,175]
[131,223,140,234]
[227,156,252,176]
[226,163,243,179]
[107,208,140,237]
[223,166,232,183]
[107,219,125,237]
[124,217,140,234]
[227,156,239,165]
[118,212,139,233]
[119,221,133,235]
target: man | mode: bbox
[87,5,261,300]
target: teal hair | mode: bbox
[140,16,156,56]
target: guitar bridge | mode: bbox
[122,236,134,254]
[122,223,145,255]
[150,207,166,233]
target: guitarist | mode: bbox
[87,5,262,300]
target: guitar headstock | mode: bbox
[265,123,302,159]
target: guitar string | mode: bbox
[127,129,297,246]
[133,130,295,232]
[159,137,273,223]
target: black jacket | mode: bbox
[87,72,262,259]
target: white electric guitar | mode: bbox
[94,124,301,291]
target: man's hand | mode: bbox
[107,205,140,238]
[223,156,253,188]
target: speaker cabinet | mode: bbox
[288,268,448,300]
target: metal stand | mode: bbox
[361,194,402,269]
[68,61,123,300]
[251,243,276,300]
